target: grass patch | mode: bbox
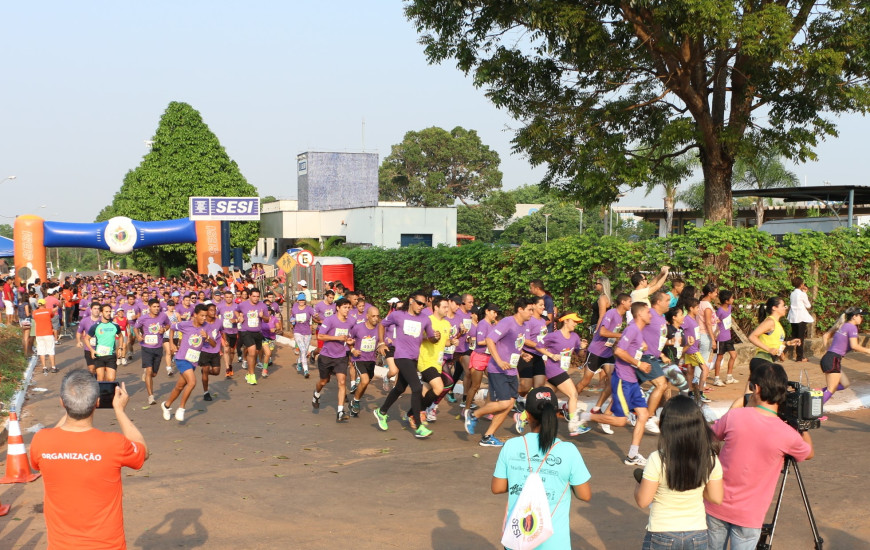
[0,325,28,416]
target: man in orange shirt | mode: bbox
[32,299,57,374]
[30,370,148,550]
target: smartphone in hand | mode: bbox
[97,381,119,409]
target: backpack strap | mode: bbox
[522,435,571,514]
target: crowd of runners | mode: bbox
[3,264,865,467]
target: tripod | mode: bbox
[756,455,823,549]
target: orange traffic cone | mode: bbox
[0,410,40,484]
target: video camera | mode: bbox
[779,381,823,432]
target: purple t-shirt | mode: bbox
[314,301,336,322]
[291,304,316,335]
[453,310,473,353]
[486,316,527,376]
[473,320,492,353]
[641,309,668,358]
[175,302,193,321]
[588,308,623,358]
[829,322,858,356]
[171,321,208,363]
[523,316,548,356]
[682,315,701,354]
[237,301,269,333]
[318,314,355,359]
[717,306,733,342]
[350,322,379,362]
[614,321,644,383]
[261,316,279,340]
[541,330,582,379]
[135,312,169,349]
[116,302,139,323]
[381,310,435,360]
[217,302,239,335]
[202,319,224,353]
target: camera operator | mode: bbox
[705,360,813,549]
[30,369,149,549]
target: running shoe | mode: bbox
[256,362,264,370]
[203,391,212,402]
[726,375,739,384]
[624,453,648,466]
[700,393,711,403]
[599,423,614,435]
[312,392,320,409]
[226,368,234,379]
[350,399,361,417]
[445,393,456,403]
[247,373,258,385]
[426,406,438,423]
[148,394,157,405]
[713,377,725,387]
[514,412,526,434]
[463,409,478,435]
[349,380,358,394]
[175,407,185,422]
[644,418,660,434]
[373,408,389,431]
[167,367,174,377]
[337,410,348,423]
[43,367,48,375]
[479,435,504,447]
[568,415,582,434]
[161,401,171,421]
[120,357,127,366]
[569,425,591,436]
[296,363,302,374]
[51,367,58,373]
[261,369,269,378]
[414,424,433,439]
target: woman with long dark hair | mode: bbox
[820,307,870,404]
[748,296,800,363]
[635,395,723,549]
[493,386,592,549]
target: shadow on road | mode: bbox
[0,515,42,550]
[431,509,498,550]
[133,508,208,549]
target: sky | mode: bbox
[1,1,868,224]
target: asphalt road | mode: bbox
[1,340,869,549]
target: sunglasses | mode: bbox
[412,298,427,306]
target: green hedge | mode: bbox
[341,222,870,335]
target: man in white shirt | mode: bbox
[787,277,813,362]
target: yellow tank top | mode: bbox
[757,317,785,353]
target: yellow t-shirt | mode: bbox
[642,450,723,532]
[417,315,451,372]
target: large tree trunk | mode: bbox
[699,147,734,223]
[664,195,675,236]
[756,198,765,228]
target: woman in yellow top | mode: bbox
[748,297,801,363]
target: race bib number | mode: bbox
[144,335,159,346]
[185,348,201,362]
[508,353,520,367]
[462,319,472,331]
[335,328,349,338]
[403,320,422,338]
[295,313,307,323]
[559,351,571,370]
[96,344,112,356]
[360,337,376,353]
[605,337,616,348]
[634,349,643,362]
[693,327,700,339]
[223,318,233,329]
[722,315,732,330]
[468,337,477,349]
[89,337,96,347]
[443,345,456,356]
[247,317,260,328]
[126,310,135,320]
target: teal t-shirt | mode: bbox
[88,321,122,356]
[493,434,591,550]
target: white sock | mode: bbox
[337,405,344,412]
[314,391,321,398]
[629,445,640,458]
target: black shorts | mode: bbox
[717,339,735,354]
[385,346,395,359]
[200,351,222,368]
[517,354,546,379]
[94,355,117,370]
[820,351,842,374]
[454,350,472,359]
[586,352,614,373]
[239,331,264,350]
[420,366,441,384]
[84,350,95,367]
[548,371,571,387]
[318,355,348,378]
[225,333,239,348]
[141,347,164,373]
[354,360,375,378]
[488,372,518,402]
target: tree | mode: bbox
[406,1,870,223]
[379,126,502,207]
[97,102,259,274]
[733,148,799,227]
[644,152,698,236]
[456,190,516,242]
[295,236,346,256]
[0,224,11,239]
[499,202,585,244]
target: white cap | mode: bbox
[387,297,399,304]
[298,280,308,287]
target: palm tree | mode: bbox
[733,148,799,227]
[644,152,698,235]
[294,236,346,256]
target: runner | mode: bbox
[112,308,130,366]
[373,290,437,438]
[712,289,739,386]
[163,299,180,376]
[259,300,281,377]
[236,289,271,385]
[312,297,355,422]
[417,296,458,425]
[217,290,239,378]
[748,297,799,365]
[291,293,316,378]
[450,293,474,405]
[590,276,611,336]
[464,303,499,412]
[517,295,549,401]
[681,298,709,402]
[134,299,170,405]
[464,297,534,447]
[76,302,102,375]
[348,306,380,417]
[86,304,123,382]
[199,303,224,400]
[161,304,215,421]
[819,307,869,403]
[637,291,672,435]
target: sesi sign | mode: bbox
[189,197,261,221]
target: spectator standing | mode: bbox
[787,277,813,362]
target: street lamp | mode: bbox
[543,213,551,243]
[576,208,584,234]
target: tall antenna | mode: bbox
[362,117,366,151]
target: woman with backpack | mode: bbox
[493,386,592,549]
[634,395,724,549]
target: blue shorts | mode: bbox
[637,355,666,382]
[611,375,647,417]
[176,359,196,374]
[488,372,518,402]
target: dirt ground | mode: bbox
[1,342,869,549]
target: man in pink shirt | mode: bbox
[705,361,814,549]
[44,289,62,342]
